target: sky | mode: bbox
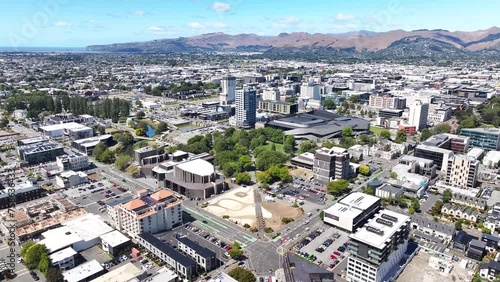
[0,0,498,47]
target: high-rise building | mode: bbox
[347,210,410,282]
[113,189,182,237]
[460,128,500,151]
[369,95,406,109]
[220,76,236,105]
[235,87,257,128]
[445,154,479,188]
[313,147,351,184]
[408,100,429,131]
[262,88,280,101]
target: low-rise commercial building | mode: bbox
[177,237,216,271]
[0,180,44,209]
[483,150,500,168]
[17,141,65,165]
[137,232,196,279]
[71,134,112,155]
[90,263,144,282]
[323,192,381,232]
[313,147,351,184]
[100,230,132,256]
[49,247,77,270]
[55,170,88,188]
[63,260,105,282]
[40,122,93,139]
[258,100,298,115]
[290,152,315,170]
[56,153,89,171]
[460,128,500,151]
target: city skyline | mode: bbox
[1,0,499,47]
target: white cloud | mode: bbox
[333,23,358,30]
[187,22,205,30]
[186,21,228,30]
[211,2,231,13]
[130,9,145,16]
[208,22,228,29]
[147,26,173,35]
[53,21,72,27]
[335,13,356,21]
[272,16,301,29]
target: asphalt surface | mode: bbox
[420,194,441,214]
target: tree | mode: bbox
[410,198,420,211]
[100,149,115,164]
[228,267,256,282]
[135,127,146,136]
[255,150,288,171]
[46,268,64,282]
[256,171,272,184]
[395,129,407,144]
[270,142,276,151]
[222,162,238,177]
[443,189,452,203]
[299,140,318,153]
[20,241,36,257]
[0,117,9,128]
[323,98,337,110]
[431,200,443,216]
[235,172,252,185]
[408,206,415,215]
[237,155,253,172]
[23,243,47,270]
[319,211,325,220]
[363,187,374,195]
[156,122,168,133]
[114,155,132,171]
[342,126,353,138]
[380,129,391,140]
[282,217,294,224]
[326,179,349,195]
[390,172,398,179]
[435,123,451,134]
[455,220,463,230]
[136,111,145,119]
[283,135,295,154]
[92,142,107,161]
[38,253,50,275]
[420,128,432,141]
[135,100,143,107]
[228,243,244,260]
[322,140,334,149]
[359,165,370,176]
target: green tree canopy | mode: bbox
[255,150,288,171]
[323,98,337,110]
[358,165,370,176]
[420,128,432,141]
[326,179,350,195]
[136,111,145,119]
[394,129,407,144]
[228,267,256,282]
[46,268,64,282]
[299,140,318,154]
[115,154,132,171]
[135,127,146,136]
[443,189,452,203]
[380,129,391,140]
[235,172,252,185]
[156,122,168,133]
[342,126,353,138]
[23,243,47,270]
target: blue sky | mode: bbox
[1,0,498,47]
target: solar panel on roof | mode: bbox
[381,214,398,222]
[376,218,393,227]
[366,226,384,236]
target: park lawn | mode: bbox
[369,126,386,135]
[264,142,284,152]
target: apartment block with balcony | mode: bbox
[313,147,351,184]
[369,95,406,109]
[445,155,479,189]
[347,210,410,282]
[56,153,89,171]
[113,189,182,237]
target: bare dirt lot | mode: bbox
[262,201,303,231]
[289,168,314,179]
[397,250,474,282]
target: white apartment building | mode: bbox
[408,100,429,131]
[427,105,452,123]
[445,154,479,189]
[113,189,182,237]
[220,76,236,105]
[262,88,280,101]
[235,87,257,128]
[300,82,324,100]
[347,210,410,282]
[56,153,89,171]
[483,150,500,168]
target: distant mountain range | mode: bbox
[87,27,500,59]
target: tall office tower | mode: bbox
[408,100,429,131]
[235,87,257,128]
[220,76,236,105]
[313,147,351,184]
[347,210,410,282]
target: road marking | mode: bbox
[16,269,29,276]
[184,207,227,229]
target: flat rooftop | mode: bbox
[49,247,77,263]
[90,262,142,282]
[100,230,130,248]
[63,260,103,282]
[324,192,380,220]
[350,210,410,249]
[176,158,214,176]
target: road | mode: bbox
[420,194,441,215]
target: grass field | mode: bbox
[369,126,386,135]
[264,142,284,152]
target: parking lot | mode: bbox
[293,226,350,270]
[277,176,327,204]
